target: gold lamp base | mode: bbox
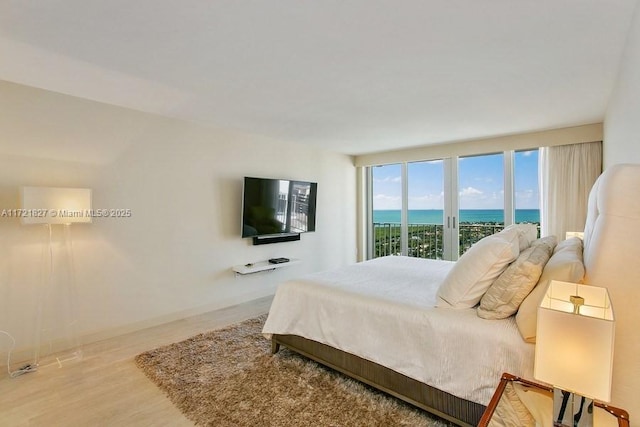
[553,388,593,427]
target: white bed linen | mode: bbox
[262,255,535,405]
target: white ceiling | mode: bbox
[0,0,637,155]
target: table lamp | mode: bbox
[534,280,615,427]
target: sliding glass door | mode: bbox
[371,159,454,260]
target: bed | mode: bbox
[262,163,640,426]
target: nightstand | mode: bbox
[478,373,629,427]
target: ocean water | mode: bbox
[373,209,539,224]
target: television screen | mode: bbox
[242,177,317,238]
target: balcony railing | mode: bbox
[373,222,522,260]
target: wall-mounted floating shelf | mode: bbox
[232,258,301,275]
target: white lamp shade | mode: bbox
[534,280,615,402]
[20,187,92,225]
[565,231,584,240]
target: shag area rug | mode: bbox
[135,315,451,427]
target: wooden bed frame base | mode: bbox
[272,334,485,427]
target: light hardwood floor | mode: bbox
[0,296,273,426]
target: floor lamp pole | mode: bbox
[34,223,82,367]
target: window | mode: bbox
[371,164,402,257]
[458,153,504,255]
[514,150,540,230]
[407,160,445,259]
[368,149,540,260]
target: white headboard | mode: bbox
[583,163,640,421]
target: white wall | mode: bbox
[604,1,640,166]
[0,81,356,360]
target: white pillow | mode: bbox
[503,223,539,251]
[437,228,520,308]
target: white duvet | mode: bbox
[262,255,535,405]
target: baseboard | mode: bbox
[83,291,274,344]
[7,291,275,366]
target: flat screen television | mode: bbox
[241,177,317,238]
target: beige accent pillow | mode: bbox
[515,237,585,342]
[437,228,520,309]
[530,235,557,249]
[477,239,554,320]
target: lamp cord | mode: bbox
[0,330,38,378]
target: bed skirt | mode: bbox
[272,334,485,427]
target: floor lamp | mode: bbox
[20,186,92,367]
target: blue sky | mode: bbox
[372,150,539,210]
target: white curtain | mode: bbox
[540,141,602,239]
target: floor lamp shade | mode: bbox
[534,280,615,402]
[20,187,92,225]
